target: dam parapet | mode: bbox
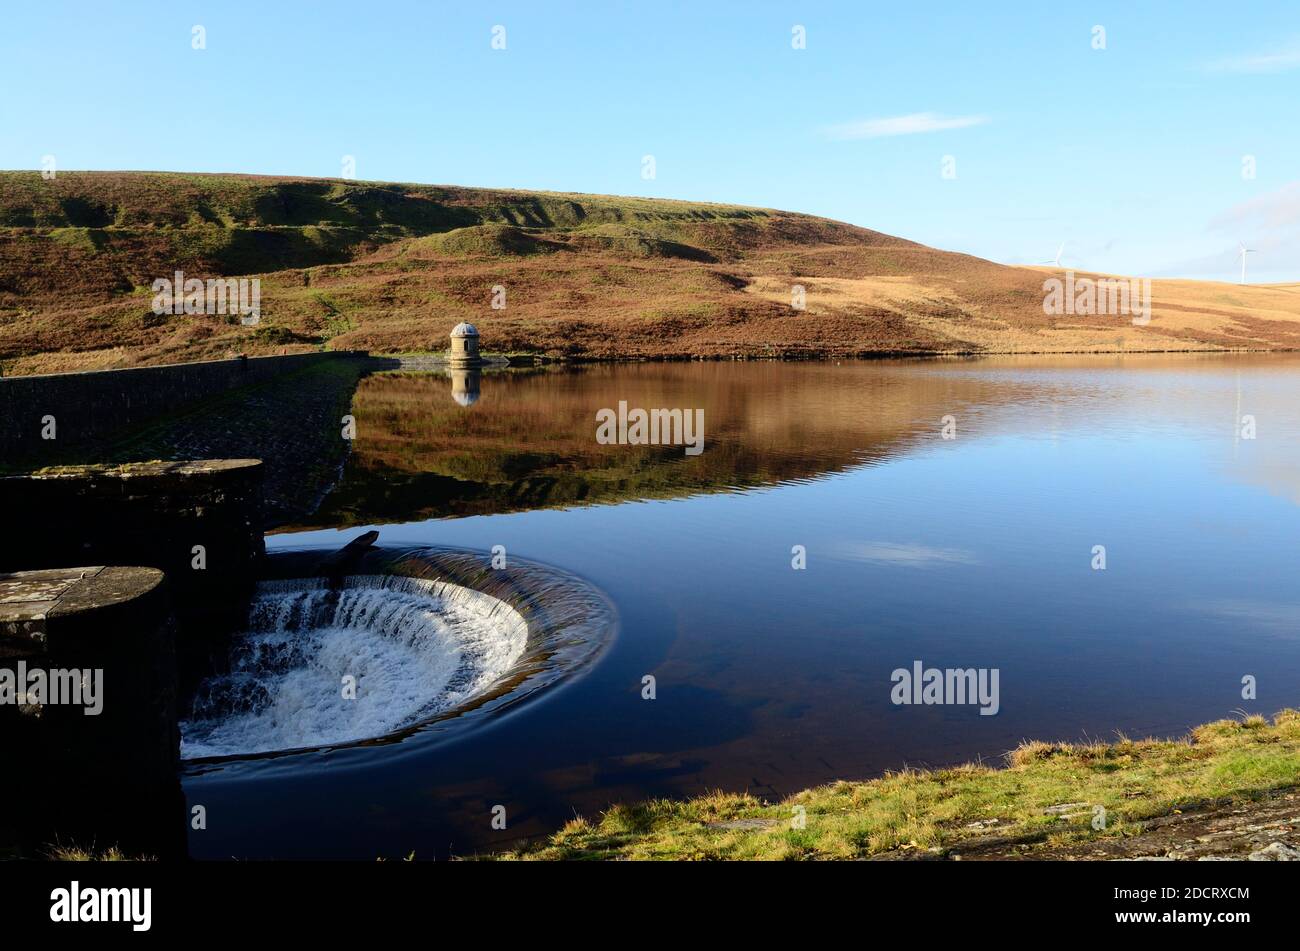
[0,351,369,464]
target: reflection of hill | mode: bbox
[292,363,1033,528]
[274,353,1300,531]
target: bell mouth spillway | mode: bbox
[179,547,615,762]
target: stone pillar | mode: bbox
[0,566,184,859]
[0,460,265,692]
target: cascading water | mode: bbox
[180,575,529,759]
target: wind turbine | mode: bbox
[1042,242,1066,267]
[1237,242,1255,285]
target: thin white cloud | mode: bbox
[1207,41,1300,74]
[823,112,989,141]
[831,541,979,569]
[1189,600,1300,637]
[1209,181,1300,232]
[1145,237,1292,279]
[1148,182,1300,280]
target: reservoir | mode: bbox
[184,354,1300,859]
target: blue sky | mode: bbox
[2,1,1297,280]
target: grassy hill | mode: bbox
[2,171,1299,375]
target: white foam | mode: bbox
[180,575,528,758]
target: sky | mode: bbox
[2,1,1297,281]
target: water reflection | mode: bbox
[298,354,1300,529]
[450,368,481,407]
[299,361,1031,528]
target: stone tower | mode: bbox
[448,323,483,367]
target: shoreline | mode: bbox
[486,711,1300,861]
[444,345,1300,367]
[6,344,1300,379]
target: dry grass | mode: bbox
[44,844,153,861]
[4,172,1298,376]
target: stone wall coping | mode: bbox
[0,566,165,624]
[1,459,263,482]
[0,349,369,385]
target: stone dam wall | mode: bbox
[0,350,366,463]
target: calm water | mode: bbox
[186,354,1300,859]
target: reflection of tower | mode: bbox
[449,322,484,367]
[450,368,481,406]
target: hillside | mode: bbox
[2,171,1298,375]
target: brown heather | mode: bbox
[2,171,1299,376]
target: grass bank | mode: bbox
[491,711,1300,860]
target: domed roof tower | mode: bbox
[448,323,483,367]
